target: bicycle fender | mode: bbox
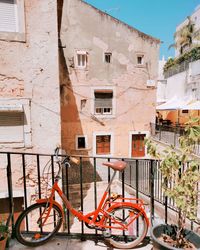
[107,202,149,226]
[36,198,64,217]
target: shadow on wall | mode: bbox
[57,1,102,229]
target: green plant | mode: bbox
[164,46,200,74]
[169,16,195,55]
[146,117,200,248]
[0,221,9,241]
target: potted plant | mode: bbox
[146,117,200,249]
[0,220,9,250]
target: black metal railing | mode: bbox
[120,159,200,228]
[164,59,191,78]
[151,123,200,156]
[1,151,199,241]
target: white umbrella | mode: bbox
[181,100,200,110]
[156,96,186,110]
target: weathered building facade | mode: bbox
[157,6,200,124]
[60,0,160,158]
[0,0,61,154]
[0,0,61,216]
[0,0,160,224]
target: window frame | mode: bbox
[93,131,114,157]
[182,109,189,114]
[76,50,88,69]
[104,52,112,63]
[137,55,144,65]
[94,91,113,116]
[0,99,31,148]
[0,111,24,143]
[75,135,88,150]
[91,87,116,119]
[0,0,25,42]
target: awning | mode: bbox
[181,100,200,110]
[156,96,186,110]
[0,104,23,112]
[156,96,200,111]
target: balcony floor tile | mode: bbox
[9,237,152,250]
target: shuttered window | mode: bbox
[0,112,24,142]
[0,0,18,32]
[131,134,145,157]
[96,135,111,155]
[94,92,113,115]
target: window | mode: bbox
[96,135,111,155]
[94,91,113,115]
[0,0,17,32]
[137,55,144,65]
[182,110,189,114]
[76,51,87,68]
[0,112,24,143]
[0,0,25,41]
[104,52,112,63]
[76,136,87,149]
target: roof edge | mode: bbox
[81,0,160,44]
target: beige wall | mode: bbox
[0,0,61,154]
[60,0,160,158]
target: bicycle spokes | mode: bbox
[104,206,148,249]
[16,203,63,245]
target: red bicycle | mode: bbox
[15,148,149,249]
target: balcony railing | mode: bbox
[164,59,191,78]
[1,151,199,242]
[150,123,200,156]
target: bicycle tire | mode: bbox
[103,205,148,249]
[15,202,63,247]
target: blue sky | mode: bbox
[84,0,200,59]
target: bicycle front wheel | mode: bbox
[15,202,63,247]
[103,206,148,249]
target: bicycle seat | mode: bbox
[103,161,127,172]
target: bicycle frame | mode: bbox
[36,169,149,231]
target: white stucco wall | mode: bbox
[159,59,200,102]
[165,72,187,100]
[0,0,61,154]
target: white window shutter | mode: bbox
[0,112,24,143]
[0,0,17,32]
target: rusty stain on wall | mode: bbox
[0,74,24,97]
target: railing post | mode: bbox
[164,177,168,224]
[64,157,70,234]
[173,126,177,147]
[7,153,15,237]
[159,125,162,141]
[79,157,84,238]
[136,160,139,200]
[36,155,41,199]
[136,160,139,236]
[150,159,155,224]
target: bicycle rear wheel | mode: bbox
[103,205,148,249]
[15,202,63,247]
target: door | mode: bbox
[131,134,145,157]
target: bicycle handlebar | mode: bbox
[54,147,79,166]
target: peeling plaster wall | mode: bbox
[60,0,160,157]
[0,0,61,153]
